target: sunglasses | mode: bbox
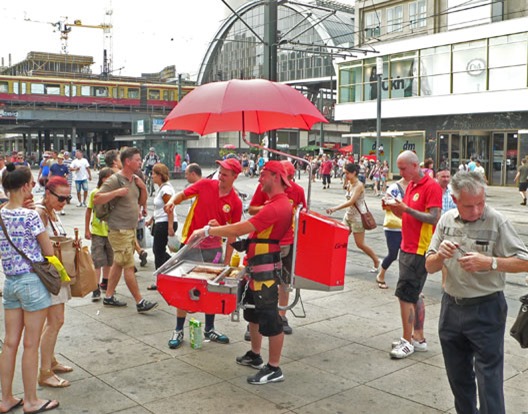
[49,189,72,203]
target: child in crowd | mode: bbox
[85,167,115,301]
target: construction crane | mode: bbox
[52,10,113,76]
[25,8,114,76]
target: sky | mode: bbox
[0,0,230,79]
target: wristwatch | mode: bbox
[490,257,498,270]
[204,225,211,238]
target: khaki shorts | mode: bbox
[108,229,136,269]
[342,216,364,233]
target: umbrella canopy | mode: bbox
[338,144,353,154]
[161,79,328,135]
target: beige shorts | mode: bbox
[51,284,72,306]
[108,229,136,269]
[342,216,365,234]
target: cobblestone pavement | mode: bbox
[0,170,527,413]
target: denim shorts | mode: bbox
[3,272,51,312]
[75,179,89,193]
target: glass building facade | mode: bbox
[338,32,528,103]
[198,1,355,84]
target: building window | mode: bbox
[488,33,528,91]
[0,81,8,93]
[387,6,403,33]
[420,46,451,96]
[364,11,381,38]
[452,40,487,94]
[410,0,427,29]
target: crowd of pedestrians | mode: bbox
[2,146,528,412]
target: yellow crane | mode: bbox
[52,11,113,75]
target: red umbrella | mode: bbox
[338,144,353,154]
[161,79,327,134]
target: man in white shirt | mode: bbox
[70,150,92,207]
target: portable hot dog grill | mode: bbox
[155,240,245,315]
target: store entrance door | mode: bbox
[491,132,518,186]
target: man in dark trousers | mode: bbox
[426,171,528,414]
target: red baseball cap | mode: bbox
[261,160,291,187]
[280,160,295,178]
[216,158,242,175]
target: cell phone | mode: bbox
[455,244,467,255]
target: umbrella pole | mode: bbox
[241,133,312,209]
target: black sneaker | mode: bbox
[91,288,101,302]
[136,299,158,313]
[281,316,293,335]
[236,351,264,369]
[247,364,284,384]
[204,329,229,344]
[103,296,127,307]
[139,250,148,267]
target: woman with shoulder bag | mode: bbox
[0,164,60,413]
[326,163,380,272]
[375,178,409,289]
[145,163,178,290]
[35,176,74,388]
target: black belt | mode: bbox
[445,291,501,306]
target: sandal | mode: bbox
[51,358,73,373]
[38,370,70,388]
[376,276,388,289]
[146,284,158,291]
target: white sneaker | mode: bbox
[391,338,428,352]
[412,339,428,352]
[390,338,414,359]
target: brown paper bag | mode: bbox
[70,246,98,298]
[51,236,77,281]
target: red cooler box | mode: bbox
[157,261,238,315]
[293,210,349,291]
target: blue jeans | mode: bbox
[3,272,51,312]
[381,230,401,270]
[439,292,507,414]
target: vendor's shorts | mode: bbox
[395,251,427,304]
[91,234,114,268]
[243,280,283,337]
[108,229,136,269]
[342,216,364,234]
[3,272,51,312]
[75,179,89,193]
[519,182,528,192]
[280,245,293,284]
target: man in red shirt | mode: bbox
[320,155,333,189]
[164,158,243,349]
[386,150,442,359]
[191,160,293,384]
[247,160,306,336]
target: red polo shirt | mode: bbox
[401,174,442,255]
[249,181,306,245]
[247,193,293,259]
[182,179,242,249]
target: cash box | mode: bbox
[293,209,349,291]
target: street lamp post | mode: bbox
[376,57,383,161]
